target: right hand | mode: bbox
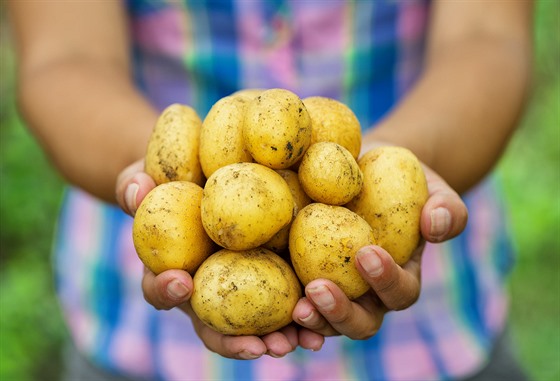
[115,159,157,217]
[115,160,325,359]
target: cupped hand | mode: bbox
[141,268,320,359]
[115,157,467,354]
[140,267,324,360]
[115,160,324,359]
[292,162,468,339]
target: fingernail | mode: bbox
[267,350,284,358]
[298,310,315,324]
[125,183,139,215]
[310,343,323,352]
[430,207,451,241]
[307,285,335,311]
[167,279,189,300]
[356,247,384,277]
[239,350,261,360]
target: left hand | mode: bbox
[292,163,468,339]
[116,159,325,358]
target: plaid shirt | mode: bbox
[54,1,515,380]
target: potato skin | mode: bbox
[132,181,215,275]
[201,162,294,251]
[191,248,302,336]
[145,104,204,186]
[346,146,428,265]
[243,88,312,169]
[303,96,362,159]
[231,88,266,100]
[298,142,363,206]
[263,169,312,254]
[289,203,375,299]
[199,95,253,178]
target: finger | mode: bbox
[292,297,338,337]
[115,159,156,216]
[143,273,268,360]
[304,279,385,340]
[124,173,156,216]
[279,325,299,351]
[421,166,469,242]
[297,328,325,351]
[215,334,267,360]
[184,305,267,360]
[115,160,143,213]
[355,245,421,311]
[261,325,297,358]
[196,328,267,360]
[141,268,193,310]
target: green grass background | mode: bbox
[1,1,559,380]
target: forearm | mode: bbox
[9,0,156,203]
[366,37,531,194]
[365,1,533,194]
[17,59,157,203]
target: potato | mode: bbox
[303,96,362,159]
[132,181,215,275]
[145,104,204,186]
[199,95,253,178]
[201,162,294,251]
[231,88,266,100]
[346,146,428,265]
[190,248,302,336]
[243,88,312,169]
[298,142,363,205]
[263,169,312,253]
[289,203,375,299]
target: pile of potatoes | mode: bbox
[132,88,428,336]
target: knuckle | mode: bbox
[375,276,398,295]
[348,320,381,340]
[302,316,328,332]
[142,292,161,310]
[142,287,170,311]
[311,320,332,333]
[327,308,354,326]
[350,331,373,341]
[388,288,421,311]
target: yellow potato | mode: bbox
[191,248,302,336]
[243,88,312,169]
[231,88,266,100]
[289,203,375,299]
[145,104,204,186]
[346,146,428,265]
[201,162,294,251]
[132,181,215,275]
[303,96,362,159]
[263,169,312,253]
[199,95,253,178]
[298,142,363,205]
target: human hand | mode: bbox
[292,163,468,339]
[115,159,157,216]
[115,160,324,359]
[141,267,324,359]
[115,157,467,352]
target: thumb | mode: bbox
[115,159,157,216]
[421,165,468,243]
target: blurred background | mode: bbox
[1,1,558,380]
